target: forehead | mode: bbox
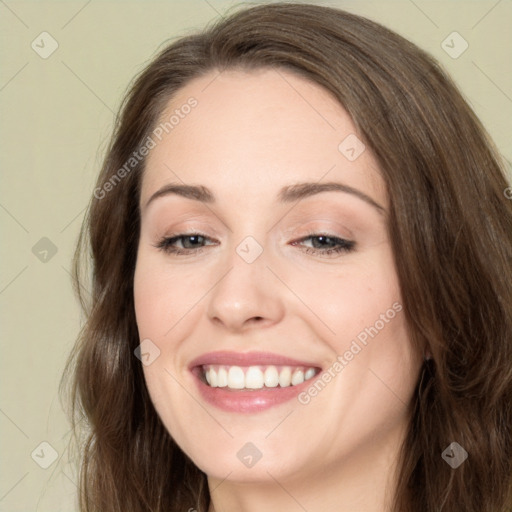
[140,67,385,209]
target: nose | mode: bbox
[206,241,286,333]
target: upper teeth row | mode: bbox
[204,365,317,390]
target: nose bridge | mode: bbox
[206,232,285,331]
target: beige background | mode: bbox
[0,1,511,510]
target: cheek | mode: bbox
[133,264,162,338]
[133,254,203,339]
[290,253,403,353]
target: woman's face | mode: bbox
[134,67,423,485]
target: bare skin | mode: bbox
[134,67,423,512]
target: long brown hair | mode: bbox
[60,3,512,511]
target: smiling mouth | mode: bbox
[199,364,321,390]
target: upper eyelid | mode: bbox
[162,220,354,238]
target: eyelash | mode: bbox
[154,231,355,257]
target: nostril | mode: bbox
[251,317,265,324]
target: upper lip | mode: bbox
[188,350,322,369]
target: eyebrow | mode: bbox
[143,181,385,214]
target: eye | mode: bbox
[154,232,355,258]
[291,233,355,257]
[154,233,217,256]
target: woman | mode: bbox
[61,3,512,511]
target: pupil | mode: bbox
[314,236,333,248]
[185,235,201,248]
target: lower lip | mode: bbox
[191,368,317,413]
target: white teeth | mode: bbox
[264,366,279,387]
[245,367,264,389]
[291,369,304,386]
[304,368,316,380]
[278,367,292,387]
[217,367,228,387]
[203,365,318,390]
[227,366,245,389]
[209,367,218,387]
